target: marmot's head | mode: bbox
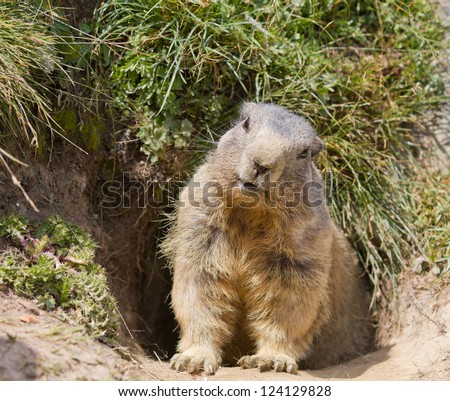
[215,102,324,204]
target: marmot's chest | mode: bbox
[215,219,291,275]
[226,217,281,251]
[211,211,328,278]
[223,207,283,241]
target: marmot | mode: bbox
[162,102,372,375]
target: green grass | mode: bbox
[0,215,121,345]
[0,1,61,157]
[95,0,449,298]
[0,1,110,160]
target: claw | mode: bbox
[169,350,220,375]
[286,363,298,374]
[257,358,273,372]
[175,360,185,372]
[206,363,215,375]
[237,354,298,375]
[274,360,286,372]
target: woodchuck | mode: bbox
[162,102,373,375]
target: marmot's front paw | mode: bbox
[170,350,221,375]
[238,354,298,374]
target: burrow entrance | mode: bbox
[94,174,182,359]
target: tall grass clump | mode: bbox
[0,1,62,156]
[95,0,448,298]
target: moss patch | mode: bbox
[80,115,103,152]
[52,109,103,152]
[52,109,78,137]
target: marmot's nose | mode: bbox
[241,181,258,191]
[254,161,269,177]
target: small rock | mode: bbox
[19,315,39,324]
[431,265,441,276]
[29,308,40,316]
[412,255,427,274]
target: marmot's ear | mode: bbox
[311,137,325,157]
[240,102,256,120]
[242,117,250,132]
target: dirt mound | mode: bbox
[0,289,146,380]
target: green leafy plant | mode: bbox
[0,215,121,345]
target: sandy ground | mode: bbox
[147,273,450,381]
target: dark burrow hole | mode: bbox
[96,179,180,360]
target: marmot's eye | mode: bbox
[297,149,309,159]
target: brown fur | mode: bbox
[162,103,372,375]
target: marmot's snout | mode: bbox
[238,159,270,192]
[237,137,287,191]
